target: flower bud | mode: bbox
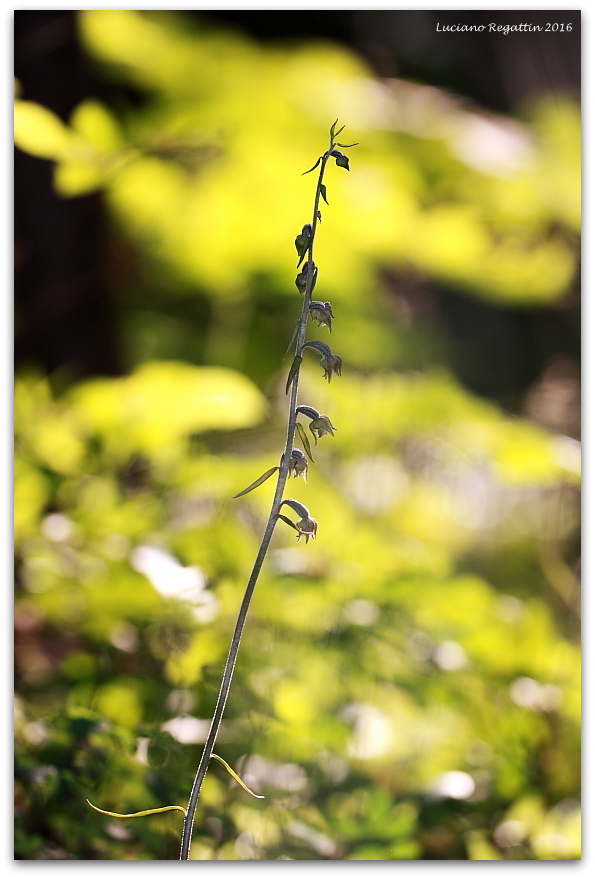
[295,260,317,295]
[295,224,313,267]
[330,149,349,170]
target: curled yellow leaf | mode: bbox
[211,753,264,799]
[86,799,186,818]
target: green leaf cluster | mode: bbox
[15,361,579,859]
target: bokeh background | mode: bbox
[14,9,580,861]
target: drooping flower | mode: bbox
[309,301,333,332]
[296,405,336,444]
[282,448,308,481]
[295,516,317,543]
[300,341,342,383]
[320,352,342,382]
[310,414,336,442]
[278,499,318,544]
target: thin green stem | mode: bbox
[179,126,337,861]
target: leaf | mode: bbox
[232,466,279,499]
[14,100,75,160]
[281,498,310,519]
[296,422,315,463]
[302,155,322,176]
[285,355,303,395]
[86,799,186,819]
[70,362,267,458]
[277,513,300,532]
[336,141,359,148]
[319,183,329,205]
[211,754,265,799]
[283,320,300,359]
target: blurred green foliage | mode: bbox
[14,10,579,861]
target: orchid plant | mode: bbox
[87,120,357,861]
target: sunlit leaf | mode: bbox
[211,754,264,798]
[285,355,303,395]
[232,466,279,499]
[14,100,75,160]
[86,799,186,819]
[296,422,315,463]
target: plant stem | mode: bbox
[179,129,335,861]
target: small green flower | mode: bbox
[320,352,342,382]
[296,405,336,444]
[310,414,336,442]
[309,300,334,332]
[282,448,308,481]
[278,499,318,544]
[300,341,343,383]
[295,516,317,543]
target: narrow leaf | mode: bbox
[283,319,300,359]
[278,513,300,532]
[285,355,303,395]
[336,141,358,148]
[281,498,310,519]
[319,183,329,205]
[86,800,186,819]
[329,119,339,138]
[296,422,315,463]
[302,156,322,176]
[211,754,265,799]
[232,467,279,499]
